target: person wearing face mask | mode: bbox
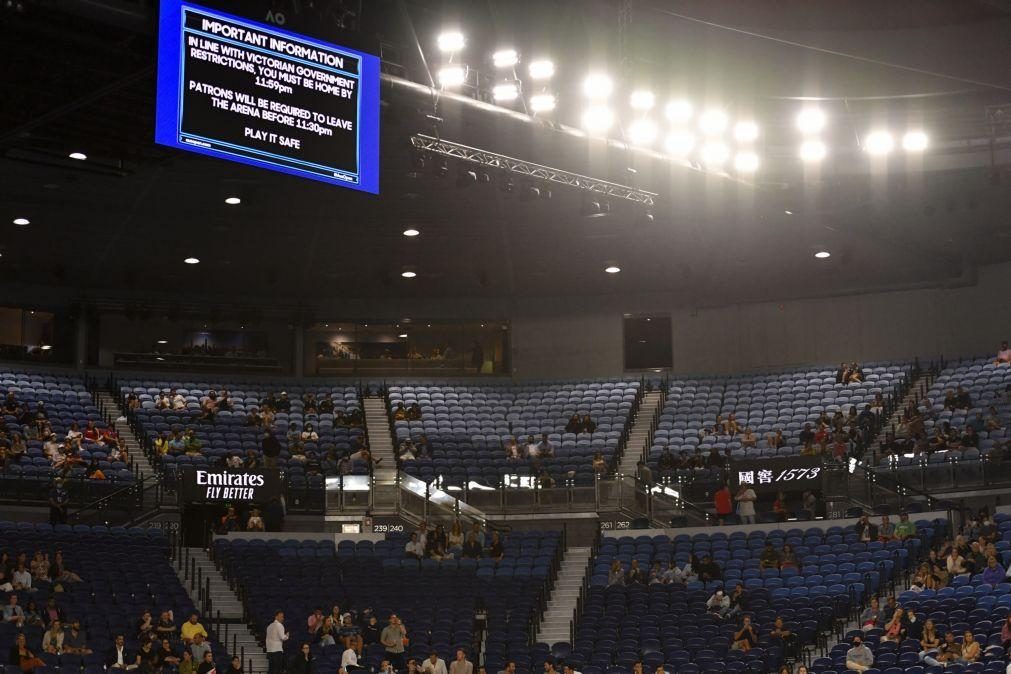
[846,637,874,673]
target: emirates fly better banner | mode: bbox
[178,467,282,503]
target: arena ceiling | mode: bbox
[2,0,1011,310]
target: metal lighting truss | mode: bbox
[410,133,658,207]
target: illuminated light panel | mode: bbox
[902,130,929,152]
[582,73,614,99]
[492,82,519,102]
[664,131,696,157]
[529,93,556,112]
[796,108,827,134]
[698,109,729,136]
[438,65,467,87]
[665,99,693,124]
[733,152,760,173]
[733,121,759,143]
[864,130,895,156]
[629,90,655,111]
[492,49,518,68]
[700,141,730,167]
[627,118,658,146]
[582,106,614,134]
[528,59,554,80]
[437,31,465,52]
[799,139,827,162]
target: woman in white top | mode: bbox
[735,485,757,524]
[946,549,968,576]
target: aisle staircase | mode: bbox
[174,547,268,674]
[617,391,663,476]
[364,396,399,510]
[96,391,157,484]
[536,546,592,646]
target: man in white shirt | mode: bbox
[265,611,289,674]
[405,533,424,559]
[422,652,447,674]
[340,642,362,674]
[525,436,540,459]
[564,665,583,674]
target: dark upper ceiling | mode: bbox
[2,0,1011,312]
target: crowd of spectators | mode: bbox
[402,520,503,562]
[835,363,866,385]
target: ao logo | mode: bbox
[265,9,286,25]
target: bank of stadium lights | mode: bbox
[437,31,465,53]
[492,49,518,68]
[799,139,828,162]
[438,64,467,88]
[528,59,555,80]
[733,152,760,173]
[864,130,894,156]
[582,73,614,99]
[733,121,759,143]
[700,141,730,168]
[492,81,520,102]
[698,109,729,136]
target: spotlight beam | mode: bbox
[410,134,658,206]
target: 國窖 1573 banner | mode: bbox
[155,0,379,192]
[729,456,824,493]
[178,467,282,504]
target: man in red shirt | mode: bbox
[714,483,733,524]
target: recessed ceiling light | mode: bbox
[784,210,793,215]
[156,356,165,361]
[814,251,831,259]
[40,345,52,351]
[398,333,408,338]
[184,257,200,264]
[604,265,621,274]
[224,196,241,205]
[156,339,168,344]
[401,270,417,278]
[68,152,87,161]
[403,228,420,237]
[13,218,29,226]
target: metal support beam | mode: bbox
[410,134,658,207]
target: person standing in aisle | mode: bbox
[266,611,289,674]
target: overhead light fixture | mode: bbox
[492,81,520,102]
[68,152,87,161]
[403,228,420,237]
[664,131,696,157]
[582,73,614,99]
[627,118,658,146]
[902,130,928,152]
[864,130,894,156]
[529,93,556,112]
[492,49,518,68]
[12,218,30,226]
[401,269,417,279]
[604,265,621,274]
[437,31,465,52]
[796,108,826,135]
[698,109,729,136]
[784,210,793,215]
[398,333,408,338]
[799,139,827,162]
[629,90,655,111]
[184,257,200,264]
[814,251,831,259]
[224,196,241,205]
[40,345,52,351]
[665,99,693,124]
[528,59,554,80]
[582,106,614,134]
[733,152,760,173]
[155,356,164,361]
[156,339,168,344]
[733,121,759,143]
[438,65,467,87]
[700,141,730,167]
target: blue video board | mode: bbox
[156,0,379,193]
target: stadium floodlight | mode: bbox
[664,131,696,157]
[733,152,760,173]
[902,130,929,152]
[665,99,693,124]
[582,73,614,99]
[437,31,465,52]
[864,130,894,156]
[492,48,518,68]
[438,64,467,87]
[627,118,658,146]
[733,121,759,143]
[796,107,826,135]
[529,93,556,112]
[700,141,730,167]
[698,109,729,136]
[629,90,655,111]
[582,106,615,134]
[528,59,555,80]
[493,81,520,102]
[799,139,827,162]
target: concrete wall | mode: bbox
[509,261,1011,378]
